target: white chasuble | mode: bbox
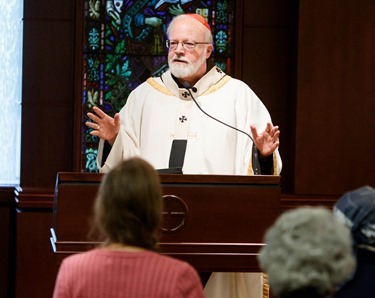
[98,66,281,175]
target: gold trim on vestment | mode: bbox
[262,273,270,298]
[273,153,278,175]
[247,153,278,176]
[146,75,232,96]
[200,75,232,96]
[146,77,174,96]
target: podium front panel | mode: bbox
[51,173,280,271]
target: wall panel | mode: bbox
[21,6,75,190]
[15,0,77,296]
[296,0,375,194]
[15,206,57,298]
[241,0,298,192]
[0,188,16,298]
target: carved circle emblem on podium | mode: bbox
[161,195,188,233]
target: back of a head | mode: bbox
[258,207,356,298]
[333,185,375,247]
[94,157,163,251]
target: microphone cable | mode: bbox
[183,84,261,175]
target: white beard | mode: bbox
[169,53,207,78]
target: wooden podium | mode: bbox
[50,173,281,272]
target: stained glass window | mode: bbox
[82,0,235,172]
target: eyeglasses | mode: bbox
[166,40,211,52]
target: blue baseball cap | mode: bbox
[333,186,375,246]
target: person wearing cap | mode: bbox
[258,206,356,298]
[86,13,282,297]
[333,185,375,298]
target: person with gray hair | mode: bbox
[333,185,375,298]
[86,12,282,298]
[258,206,356,298]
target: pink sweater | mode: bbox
[53,248,204,298]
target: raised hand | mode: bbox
[86,106,120,146]
[250,122,280,157]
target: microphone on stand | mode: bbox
[182,83,261,175]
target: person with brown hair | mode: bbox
[53,157,204,298]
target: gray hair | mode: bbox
[166,14,213,44]
[258,207,356,297]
